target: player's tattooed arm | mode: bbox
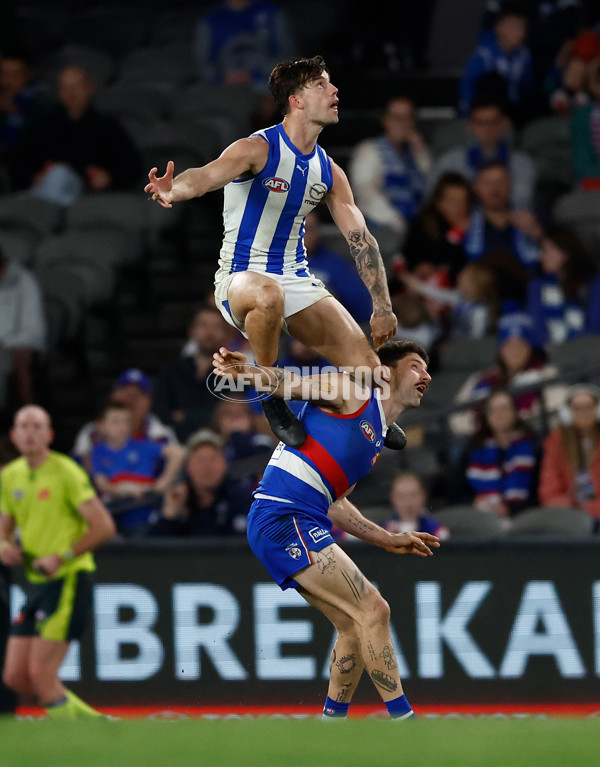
[346,227,393,315]
[328,497,390,548]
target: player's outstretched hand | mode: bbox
[384,531,440,557]
[145,161,175,208]
[212,347,250,379]
[370,310,398,348]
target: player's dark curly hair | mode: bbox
[268,55,329,116]
[376,340,429,368]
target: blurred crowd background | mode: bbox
[1,0,600,541]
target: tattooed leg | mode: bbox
[297,587,364,706]
[295,544,406,704]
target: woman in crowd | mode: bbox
[400,171,474,283]
[526,225,600,347]
[538,383,600,520]
[451,312,563,437]
[465,388,538,517]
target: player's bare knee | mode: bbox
[363,592,391,628]
[256,283,285,315]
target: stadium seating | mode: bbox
[548,334,600,379]
[39,44,115,87]
[64,6,148,59]
[428,118,468,157]
[508,506,595,538]
[438,336,497,372]
[117,45,195,87]
[553,190,600,260]
[0,230,38,266]
[0,194,63,239]
[432,505,509,540]
[520,116,574,191]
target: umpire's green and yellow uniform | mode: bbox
[0,451,97,642]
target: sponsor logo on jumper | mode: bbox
[304,182,328,206]
[309,182,327,200]
[38,488,51,500]
[263,177,290,192]
[309,527,329,544]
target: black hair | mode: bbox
[376,340,429,368]
[469,94,510,117]
[268,55,329,116]
[475,158,510,174]
[496,1,528,21]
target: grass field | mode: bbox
[1,717,598,767]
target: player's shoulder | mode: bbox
[48,450,90,477]
[0,456,27,481]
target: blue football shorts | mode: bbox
[247,498,336,590]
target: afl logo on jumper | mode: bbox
[263,177,290,192]
[360,420,376,443]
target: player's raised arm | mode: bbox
[325,160,398,347]
[212,347,367,412]
[328,497,440,557]
[145,135,269,208]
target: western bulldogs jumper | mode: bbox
[247,387,388,588]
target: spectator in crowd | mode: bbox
[465,161,541,306]
[194,0,294,126]
[571,59,600,187]
[7,64,142,203]
[547,26,600,114]
[483,0,584,109]
[72,368,179,467]
[384,472,450,539]
[539,383,600,519]
[460,2,534,120]
[303,211,372,325]
[390,291,441,353]
[0,46,55,154]
[0,247,46,413]
[210,394,274,490]
[150,428,252,536]
[348,96,431,244]
[464,388,538,516]
[153,304,237,443]
[400,261,499,339]
[452,312,562,437]
[401,172,473,282]
[428,97,536,209]
[90,403,186,537]
[526,225,600,347]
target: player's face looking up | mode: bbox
[294,71,339,127]
[391,353,431,408]
[10,406,54,456]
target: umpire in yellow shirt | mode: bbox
[0,406,116,718]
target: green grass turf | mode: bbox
[0,718,598,767]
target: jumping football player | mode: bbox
[146,55,405,450]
